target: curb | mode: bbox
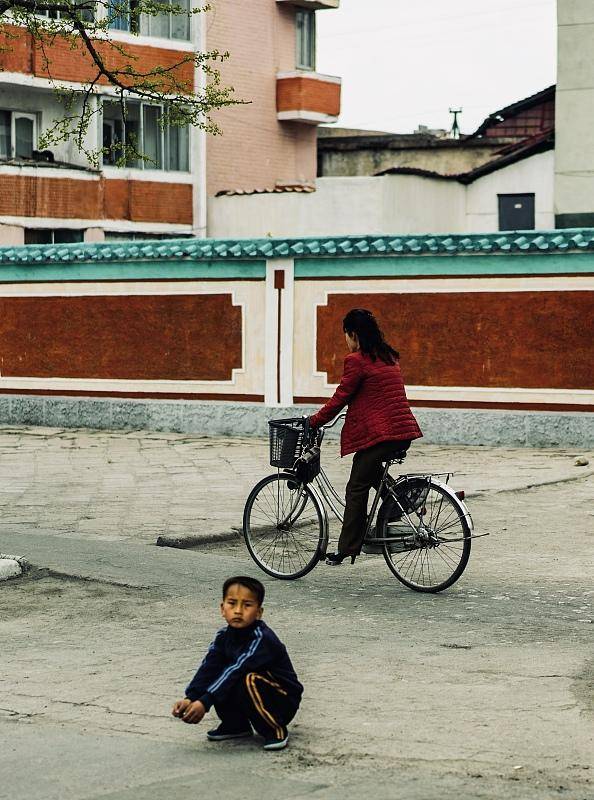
[155,529,240,549]
[0,553,29,581]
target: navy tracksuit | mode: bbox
[185,620,303,740]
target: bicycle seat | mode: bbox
[383,448,408,463]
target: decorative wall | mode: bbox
[0,231,592,413]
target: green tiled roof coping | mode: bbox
[2,229,594,264]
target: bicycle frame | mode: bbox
[307,413,474,548]
[246,412,480,585]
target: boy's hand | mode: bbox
[172,698,191,718]
[181,700,206,724]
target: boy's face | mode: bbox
[221,584,263,629]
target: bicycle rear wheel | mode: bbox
[382,481,471,592]
[243,472,325,580]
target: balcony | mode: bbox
[276,71,341,124]
[276,0,339,9]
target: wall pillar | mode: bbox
[264,257,294,406]
[0,225,24,246]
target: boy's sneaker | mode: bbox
[206,725,252,741]
[263,733,289,751]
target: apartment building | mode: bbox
[0,0,341,245]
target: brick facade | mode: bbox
[104,180,192,224]
[277,75,341,117]
[0,174,192,224]
[0,1,341,234]
[0,26,193,91]
[0,294,241,381]
[0,174,101,219]
[206,1,318,194]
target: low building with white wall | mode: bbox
[209,145,554,238]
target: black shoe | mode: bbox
[325,552,356,566]
[263,733,289,751]
[206,725,253,741]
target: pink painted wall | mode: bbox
[206,0,317,196]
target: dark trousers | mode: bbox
[338,439,411,555]
[214,672,299,740]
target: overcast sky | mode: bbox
[316,0,557,135]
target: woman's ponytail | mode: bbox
[342,309,399,364]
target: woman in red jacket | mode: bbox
[309,308,422,565]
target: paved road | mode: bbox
[0,426,593,800]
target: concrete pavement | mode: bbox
[0,425,591,546]
[0,425,593,800]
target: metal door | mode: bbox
[498,193,535,231]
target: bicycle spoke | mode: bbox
[244,474,323,579]
[383,482,471,592]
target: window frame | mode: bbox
[497,193,536,232]
[0,110,38,160]
[37,4,95,22]
[108,0,190,40]
[295,8,316,71]
[108,0,139,32]
[13,112,37,159]
[24,228,85,245]
[101,99,189,172]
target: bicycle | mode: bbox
[242,414,476,592]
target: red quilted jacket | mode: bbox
[310,351,423,457]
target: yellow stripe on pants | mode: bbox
[246,673,284,739]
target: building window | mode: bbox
[498,194,535,231]
[139,0,190,40]
[0,110,37,160]
[38,4,94,21]
[108,0,139,32]
[109,0,190,40]
[296,9,316,70]
[104,231,193,240]
[102,100,189,171]
[24,229,85,245]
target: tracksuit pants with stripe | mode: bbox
[214,671,299,740]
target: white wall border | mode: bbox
[0,280,265,396]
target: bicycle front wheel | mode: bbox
[243,473,325,580]
[382,482,471,593]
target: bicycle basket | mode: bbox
[268,418,306,468]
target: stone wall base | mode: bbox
[1,395,593,448]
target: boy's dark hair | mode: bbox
[222,576,265,606]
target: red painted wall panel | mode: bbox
[0,295,242,381]
[317,292,594,390]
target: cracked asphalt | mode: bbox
[0,425,593,800]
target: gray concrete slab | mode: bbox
[1,396,594,446]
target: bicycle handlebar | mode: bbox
[320,412,346,431]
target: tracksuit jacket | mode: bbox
[185,620,303,711]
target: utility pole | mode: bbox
[449,108,462,139]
